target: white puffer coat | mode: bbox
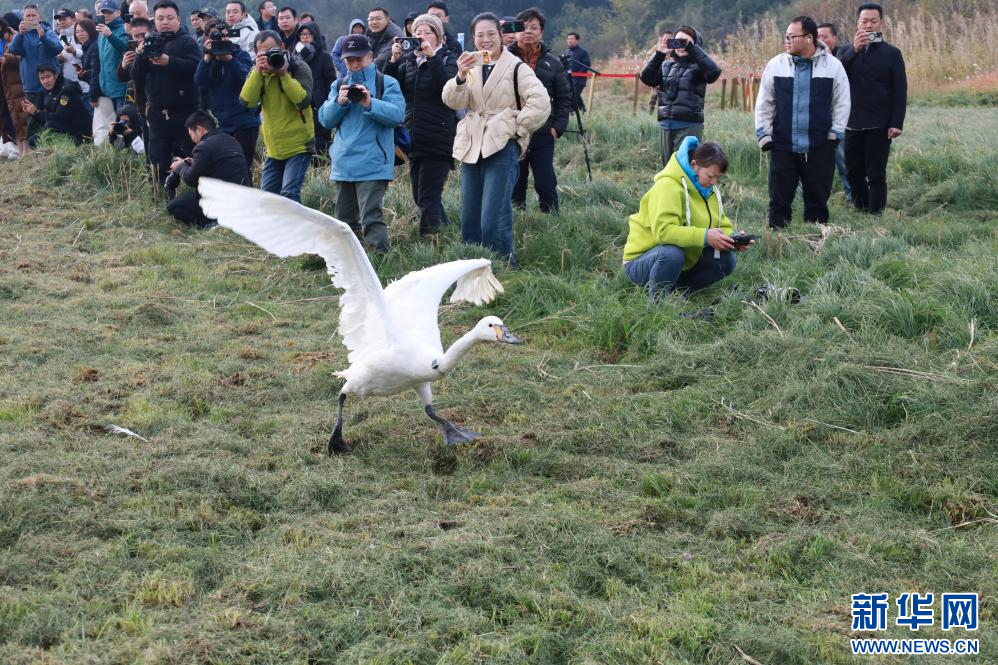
[442,46,550,163]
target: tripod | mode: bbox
[559,55,596,182]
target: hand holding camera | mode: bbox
[342,83,370,107]
[706,228,736,252]
[256,47,287,75]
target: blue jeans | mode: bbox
[261,152,311,202]
[625,244,736,298]
[461,140,520,264]
[835,139,852,202]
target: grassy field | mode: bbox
[1,106,995,664]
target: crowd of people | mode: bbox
[0,1,906,297]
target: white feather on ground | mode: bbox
[107,425,149,443]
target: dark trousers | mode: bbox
[230,125,259,184]
[845,128,892,214]
[571,80,586,112]
[512,130,558,213]
[409,155,452,234]
[167,191,213,227]
[147,106,197,184]
[312,108,332,159]
[767,141,836,228]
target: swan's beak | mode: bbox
[496,324,522,344]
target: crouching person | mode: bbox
[22,63,92,144]
[623,137,751,298]
[166,111,250,227]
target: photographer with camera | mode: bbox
[836,3,906,215]
[224,1,258,55]
[10,4,64,137]
[240,29,314,202]
[624,138,751,299]
[384,13,458,236]
[507,7,572,215]
[116,17,152,122]
[640,25,721,165]
[108,102,145,152]
[21,61,91,143]
[130,0,201,184]
[755,15,850,229]
[195,17,258,179]
[317,34,404,253]
[166,110,250,227]
[294,22,335,158]
[53,9,83,88]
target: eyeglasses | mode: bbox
[784,33,808,42]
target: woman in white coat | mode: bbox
[442,12,549,267]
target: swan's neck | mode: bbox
[437,329,483,374]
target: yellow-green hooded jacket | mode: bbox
[623,135,733,270]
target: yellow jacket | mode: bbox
[623,138,733,270]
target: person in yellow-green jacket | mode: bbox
[623,137,753,298]
[240,30,314,202]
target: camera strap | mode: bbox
[513,62,522,111]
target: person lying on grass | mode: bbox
[623,136,753,298]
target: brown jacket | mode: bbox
[1,44,30,141]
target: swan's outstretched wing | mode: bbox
[383,259,504,352]
[198,178,398,362]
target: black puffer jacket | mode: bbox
[81,38,102,100]
[640,31,721,124]
[382,47,458,160]
[131,29,202,111]
[175,128,250,187]
[32,74,91,142]
[297,22,336,110]
[507,42,571,137]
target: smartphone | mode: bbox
[127,39,138,51]
[94,15,106,25]
[500,20,524,34]
[666,38,689,50]
[22,20,39,30]
[395,36,421,52]
[867,31,883,43]
[470,50,492,67]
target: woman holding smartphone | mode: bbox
[442,12,549,267]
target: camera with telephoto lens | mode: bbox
[346,85,366,103]
[207,26,239,55]
[265,46,287,69]
[142,32,167,59]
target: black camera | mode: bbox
[207,27,239,55]
[666,38,690,50]
[500,19,524,34]
[94,15,105,25]
[346,85,366,103]
[395,36,420,52]
[265,46,287,69]
[164,169,182,192]
[730,233,758,246]
[110,120,128,134]
[142,32,167,59]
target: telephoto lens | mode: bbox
[346,85,365,103]
[265,47,286,69]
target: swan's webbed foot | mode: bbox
[327,393,352,456]
[425,406,481,446]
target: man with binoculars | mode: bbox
[239,29,314,202]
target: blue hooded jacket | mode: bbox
[97,16,128,99]
[194,49,261,133]
[317,63,405,182]
[10,23,63,93]
[331,19,364,78]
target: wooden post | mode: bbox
[729,77,740,109]
[741,77,748,111]
[752,77,760,112]
[632,74,640,115]
[586,74,597,114]
[720,79,727,110]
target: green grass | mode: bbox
[0,107,995,664]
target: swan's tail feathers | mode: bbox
[449,264,505,306]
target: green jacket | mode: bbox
[240,58,314,160]
[623,138,733,270]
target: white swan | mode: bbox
[197,178,521,454]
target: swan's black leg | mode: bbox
[425,405,481,446]
[328,393,352,455]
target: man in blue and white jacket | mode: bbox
[755,15,850,229]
